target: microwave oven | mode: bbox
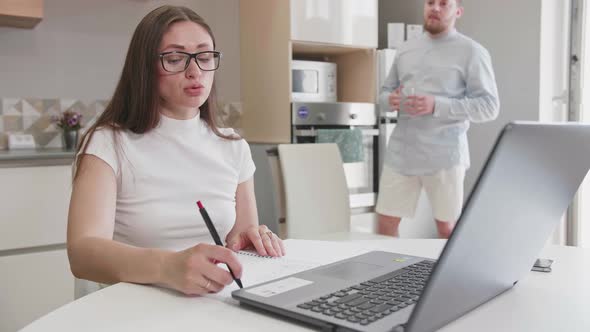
[291,60,337,102]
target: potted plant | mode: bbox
[52,111,83,150]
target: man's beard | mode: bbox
[423,20,447,35]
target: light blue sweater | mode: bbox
[380,29,500,175]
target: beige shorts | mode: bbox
[376,165,465,222]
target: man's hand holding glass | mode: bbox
[389,85,435,117]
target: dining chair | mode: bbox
[278,143,389,240]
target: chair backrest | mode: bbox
[278,143,351,239]
[250,144,281,234]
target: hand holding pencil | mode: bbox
[197,201,243,288]
[159,241,243,296]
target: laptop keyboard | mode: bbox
[296,260,434,326]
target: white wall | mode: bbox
[459,0,544,196]
[0,0,240,103]
[378,0,423,49]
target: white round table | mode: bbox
[20,239,590,332]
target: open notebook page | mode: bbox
[207,239,373,304]
[210,251,321,303]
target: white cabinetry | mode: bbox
[0,166,71,250]
[0,250,73,332]
[0,164,74,332]
[290,0,378,47]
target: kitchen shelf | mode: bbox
[0,0,43,29]
[239,0,377,144]
[292,41,375,104]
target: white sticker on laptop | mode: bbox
[245,277,313,297]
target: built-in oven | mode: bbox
[291,102,379,210]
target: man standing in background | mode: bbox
[376,0,499,238]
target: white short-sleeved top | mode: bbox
[79,112,256,251]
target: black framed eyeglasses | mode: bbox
[159,50,222,73]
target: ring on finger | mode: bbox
[204,279,211,289]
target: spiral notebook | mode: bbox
[206,240,374,303]
[210,250,321,303]
[236,250,280,259]
[235,250,321,286]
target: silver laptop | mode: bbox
[233,122,590,332]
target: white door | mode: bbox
[538,0,573,245]
[570,0,590,248]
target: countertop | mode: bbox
[0,148,75,167]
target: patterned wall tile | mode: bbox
[23,115,41,131]
[3,115,23,132]
[22,98,43,116]
[85,100,108,129]
[2,99,22,116]
[44,133,63,149]
[43,99,61,116]
[0,98,107,149]
[42,99,61,133]
[25,115,58,147]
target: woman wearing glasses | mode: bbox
[67,5,284,296]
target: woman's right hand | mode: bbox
[388,86,403,111]
[160,243,243,296]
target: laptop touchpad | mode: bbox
[314,261,383,280]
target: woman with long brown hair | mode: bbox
[67,5,284,296]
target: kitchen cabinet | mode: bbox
[0,163,73,331]
[239,0,378,143]
[0,250,73,332]
[0,0,43,29]
[0,165,71,250]
[290,0,378,47]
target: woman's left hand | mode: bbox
[226,225,285,257]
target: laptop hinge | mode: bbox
[390,323,406,332]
